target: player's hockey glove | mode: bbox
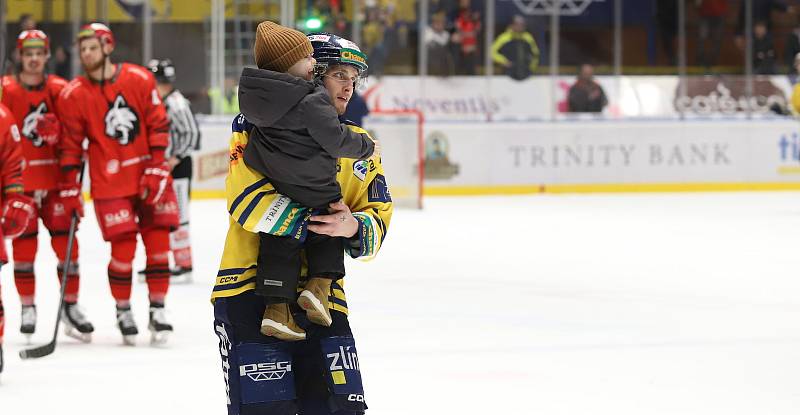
[58,169,84,218]
[1,193,35,239]
[140,154,171,205]
[35,113,60,146]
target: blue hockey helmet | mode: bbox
[307,33,368,79]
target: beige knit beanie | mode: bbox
[253,21,313,72]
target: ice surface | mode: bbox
[2,194,800,414]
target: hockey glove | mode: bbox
[139,160,171,205]
[36,113,60,146]
[58,170,84,218]
[1,193,36,239]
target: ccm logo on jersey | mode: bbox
[239,361,292,381]
[347,394,365,402]
[104,209,132,227]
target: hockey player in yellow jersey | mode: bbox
[212,33,392,415]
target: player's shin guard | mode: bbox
[170,223,193,279]
[56,261,80,304]
[0,283,5,374]
[318,336,367,414]
[170,176,193,279]
[52,232,80,303]
[214,296,298,415]
[13,262,35,303]
[108,236,137,304]
[142,227,171,303]
[12,233,38,305]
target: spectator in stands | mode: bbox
[735,0,794,49]
[453,0,481,75]
[207,77,239,114]
[567,64,608,113]
[362,8,387,77]
[53,45,71,79]
[753,20,778,74]
[425,12,455,76]
[492,15,540,81]
[655,0,678,66]
[695,0,728,69]
[789,53,800,114]
[19,14,36,31]
[785,15,800,77]
[6,14,39,74]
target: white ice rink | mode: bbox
[2,193,800,414]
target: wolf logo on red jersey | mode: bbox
[21,102,48,147]
[104,94,139,145]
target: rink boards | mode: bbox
[189,116,800,197]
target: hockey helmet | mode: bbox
[147,58,176,84]
[77,22,115,49]
[307,33,368,79]
[17,30,49,52]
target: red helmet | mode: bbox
[16,30,49,52]
[77,22,115,48]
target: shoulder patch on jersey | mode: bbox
[60,79,83,99]
[10,124,21,142]
[353,160,368,181]
[127,65,152,81]
[367,174,391,203]
[231,113,253,133]
[49,76,68,87]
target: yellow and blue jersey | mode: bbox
[211,114,393,315]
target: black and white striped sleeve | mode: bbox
[165,90,201,159]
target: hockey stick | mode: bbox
[19,163,85,359]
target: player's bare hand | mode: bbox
[308,200,358,238]
[371,139,381,159]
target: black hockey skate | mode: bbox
[148,304,173,346]
[116,306,138,346]
[170,266,193,284]
[20,304,36,342]
[61,302,94,343]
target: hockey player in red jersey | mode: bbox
[57,23,178,345]
[1,29,95,343]
[0,103,36,375]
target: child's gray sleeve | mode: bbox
[302,91,375,159]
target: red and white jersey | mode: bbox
[1,74,67,191]
[0,103,24,263]
[58,63,169,199]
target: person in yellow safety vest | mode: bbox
[207,77,239,114]
[492,14,540,81]
[790,53,800,115]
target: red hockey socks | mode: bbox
[142,227,171,303]
[52,234,80,303]
[12,234,37,305]
[108,236,137,303]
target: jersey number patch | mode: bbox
[105,94,140,145]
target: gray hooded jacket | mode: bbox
[239,67,374,208]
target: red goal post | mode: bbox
[362,109,424,209]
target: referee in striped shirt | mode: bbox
[148,59,201,283]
